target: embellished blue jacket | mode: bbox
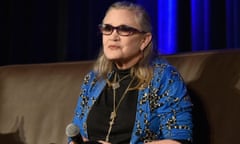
[72,58,193,144]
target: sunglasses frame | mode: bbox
[98,24,146,36]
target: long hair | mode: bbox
[93,1,157,89]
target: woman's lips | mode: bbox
[108,45,120,49]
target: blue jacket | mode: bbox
[72,57,193,144]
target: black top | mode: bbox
[87,67,138,144]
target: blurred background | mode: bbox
[1,0,240,66]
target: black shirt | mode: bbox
[87,68,138,144]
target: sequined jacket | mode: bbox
[72,58,193,144]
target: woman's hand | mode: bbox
[97,140,111,144]
[69,137,89,144]
[69,138,111,144]
[145,139,181,144]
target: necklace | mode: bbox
[111,73,131,89]
[105,73,135,142]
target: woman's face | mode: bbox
[102,9,151,69]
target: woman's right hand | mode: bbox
[97,140,111,144]
[69,137,93,144]
[69,139,111,144]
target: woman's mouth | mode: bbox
[108,45,120,49]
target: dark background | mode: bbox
[1,0,240,66]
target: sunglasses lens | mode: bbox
[117,25,136,36]
[99,24,113,35]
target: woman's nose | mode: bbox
[110,30,120,41]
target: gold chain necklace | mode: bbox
[105,73,135,142]
[111,73,131,89]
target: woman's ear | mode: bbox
[140,32,152,51]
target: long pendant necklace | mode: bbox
[105,73,135,142]
[111,73,130,89]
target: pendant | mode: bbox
[111,82,120,89]
[110,111,116,120]
[109,112,116,127]
[106,111,116,142]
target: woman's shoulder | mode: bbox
[151,57,182,78]
[151,57,173,69]
[81,70,98,85]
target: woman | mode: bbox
[69,1,192,144]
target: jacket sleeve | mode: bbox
[71,71,96,138]
[154,64,193,141]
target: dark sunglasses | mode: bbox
[98,24,146,36]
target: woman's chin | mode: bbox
[105,56,121,61]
